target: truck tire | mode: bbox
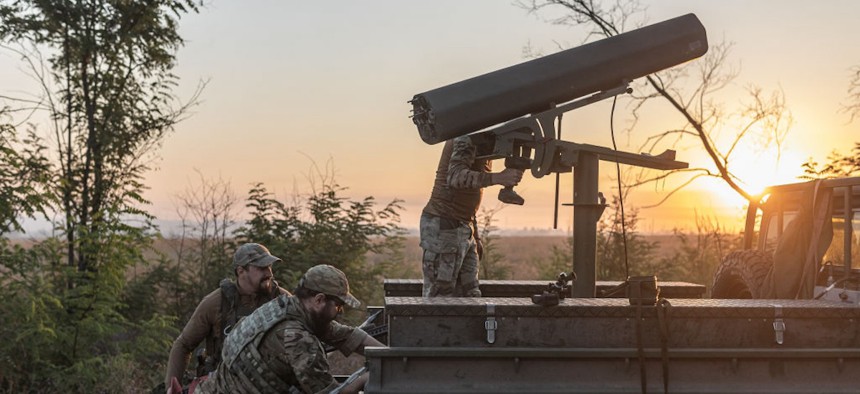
[711,250,773,299]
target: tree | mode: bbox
[802,66,860,179]
[595,196,658,280]
[517,0,792,204]
[801,143,860,179]
[477,206,512,280]
[234,163,406,317]
[0,1,202,390]
[170,171,239,304]
[126,171,240,327]
[537,199,657,281]
[656,214,741,291]
[0,122,52,233]
[0,0,203,274]
[843,65,860,123]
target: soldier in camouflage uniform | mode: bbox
[195,264,384,394]
[165,243,290,389]
[421,135,523,297]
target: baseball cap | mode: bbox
[232,243,281,269]
[301,264,361,308]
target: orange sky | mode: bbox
[6,1,860,235]
[143,1,860,235]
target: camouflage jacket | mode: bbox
[165,280,289,388]
[196,294,367,394]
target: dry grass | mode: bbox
[386,234,689,280]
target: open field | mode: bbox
[387,234,697,280]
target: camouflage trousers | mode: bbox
[420,213,481,297]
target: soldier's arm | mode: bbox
[164,291,219,387]
[285,331,341,394]
[323,321,369,357]
[447,136,522,189]
[446,137,493,189]
[350,332,385,356]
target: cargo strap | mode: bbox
[635,302,647,393]
[657,299,672,394]
[634,298,672,394]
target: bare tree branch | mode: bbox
[842,65,860,122]
[519,0,791,205]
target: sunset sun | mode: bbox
[711,147,806,206]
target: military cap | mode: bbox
[300,264,360,308]
[232,243,281,268]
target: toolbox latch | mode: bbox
[485,303,497,344]
[772,304,785,345]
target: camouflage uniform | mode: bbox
[165,243,288,388]
[195,265,366,394]
[421,136,492,297]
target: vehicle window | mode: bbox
[822,210,860,270]
[763,214,780,253]
[763,210,798,253]
[854,211,860,270]
[824,217,845,268]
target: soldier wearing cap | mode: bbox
[165,243,291,389]
[421,136,523,297]
[195,264,385,394]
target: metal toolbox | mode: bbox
[365,297,860,393]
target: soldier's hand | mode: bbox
[494,168,524,187]
[476,238,484,260]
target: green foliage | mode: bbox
[537,231,574,280]
[537,198,741,291]
[0,235,178,392]
[0,124,53,234]
[165,173,239,311]
[235,183,302,278]
[802,142,860,179]
[477,206,512,280]
[235,180,406,317]
[537,198,658,281]
[656,216,742,292]
[0,0,201,391]
[595,197,659,280]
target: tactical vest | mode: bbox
[221,295,293,393]
[203,278,280,374]
[423,139,491,223]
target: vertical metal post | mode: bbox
[573,152,600,297]
[844,187,852,272]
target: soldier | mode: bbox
[195,264,384,394]
[421,135,523,297]
[164,243,290,389]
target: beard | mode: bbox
[308,307,334,337]
[255,277,272,295]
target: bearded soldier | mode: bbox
[165,243,290,389]
[195,264,384,394]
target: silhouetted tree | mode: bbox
[234,164,406,316]
[518,0,792,204]
[0,1,202,390]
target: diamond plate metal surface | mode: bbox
[383,279,705,298]
[385,296,860,319]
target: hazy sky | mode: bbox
[10,1,860,234]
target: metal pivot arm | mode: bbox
[528,84,633,178]
[471,84,633,205]
[475,83,633,165]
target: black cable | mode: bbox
[554,114,563,229]
[609,96,630,279]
